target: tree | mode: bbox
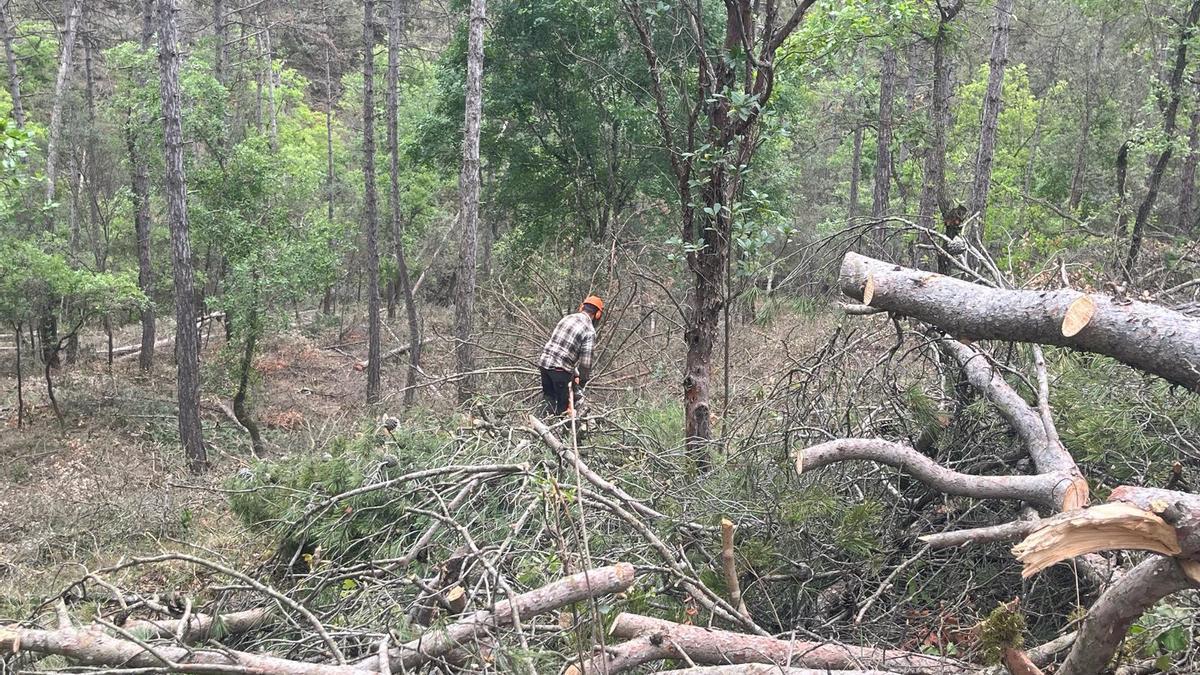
[0,0,23,127]
[916,0,964,261]
[156,0,206,472]
[388,0,421,406]
[1123,0,1200,277]
[362,0,382,405]
[454,0,485,404]
[871,45,896,224]
[621,0,819,458]
[126,0,157,372]
[967,0,1014,249]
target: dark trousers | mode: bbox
[540,367,573,415]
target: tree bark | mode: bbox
[387,0,421,407]
[916,1,962,264]
[1068,30,1104,211]
[0,0,23,127]
[44,0,81,210]
[577,612,971,674]
[454,0,485,403]
[1177,104,1200,232]
[848,125,863,219]
[967,0,1013,247]
[231,311,265,457]
[1124,0,1200,277]
[841,252,1200,390]
[871,45,896,223]
[128,0,156,372]
[157,0,207,472]
[213,0,225,86]
[1057,556,1198,675]
[362,0,382,404]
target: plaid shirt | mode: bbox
[538,312,596,374]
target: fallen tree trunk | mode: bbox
[574,612,975,674]
[838,252,1200,392]
[378,563,636,671]
[124,606,273,642]
[0,624,363,675]
[652,662,902,667]
[355,337,433,370]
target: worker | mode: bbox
[538,295,603,416]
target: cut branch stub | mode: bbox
[862,272,875,306]
[1012,503,1181,578]
[1060,294,1095,337]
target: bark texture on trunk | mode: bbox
[130,0,156,372]
[157,0,206,472]
[0,0,23,126]
[1068,31,1104,211]
[1124,0,1200,277]
[213,0,225,85]
[916,1,962,267]
[1178,105,1200,232]
[966,0,1013,246]
[362,0,382,404]
[1057,556,1198,675]
[848,125,863,219]
[44,0,82,209]
[578,612,971,674]
[454,0,486,403]
[387,0,421,406]
[871,46,896,222]
[840,252,1200,392]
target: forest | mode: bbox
[2,0,1200,673]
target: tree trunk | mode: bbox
[13,326,22,428]
[839,251,1200,393]
[871,45,895,224]
[454,0,485,404]
[129,0,156,373]
[1124,0,1200,278]
[363,0,382,404]
[967,0,1013,247]
[157,0,207,472]
[1058,556,1198,675]
[1068,30,1104,211]
[848,125,862,219]
[388,0,421,407]
[0,0,23,127]
[44,0,81,210]
[263,8,279,150]
[916,2,962,262]
[231,311,265,458]
[322,38,336,314]
[1179,105,1200,232]
[213,0,225,86]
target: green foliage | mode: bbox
[783,487,883,558]
[227,423,451,561]
[1050,353,1200,485]
[0,238,146,330]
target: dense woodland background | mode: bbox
[2,0,1200,673]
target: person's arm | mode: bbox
[575,329,595,387]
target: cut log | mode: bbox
[0,625,364,675]
[838,252,1200,392]
[376,563,637,671]
[573,612,975,674]
[124,607,272,642]
[1012,503,1182,578]
[657,662,902,667]
[795,438,1071,510]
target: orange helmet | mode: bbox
[579,295,604,320]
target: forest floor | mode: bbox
[0,299,841,615]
